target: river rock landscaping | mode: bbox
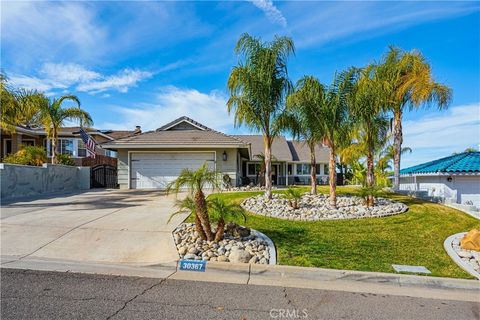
[448,233,480,278]
[173,223,272,264]
[241,193,408,221]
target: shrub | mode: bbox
[285,187,303,209]
[56,153,75,166]
[3,145,46,166]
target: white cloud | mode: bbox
[248,0,287,27]
[97,86,234,132]
[1,2,107,65]
[402,103,480,167]
[9,63,152,94]
[76,69,152,93]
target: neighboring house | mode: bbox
[398,152,480,208]
[0,125,137,164]
[102,116,330,189]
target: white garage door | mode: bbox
[130,152,215,189]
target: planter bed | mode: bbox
[241,193,408,221]
[444,233,480,280]
[173,223,276,265]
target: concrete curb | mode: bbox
[2,255,478,302]
[444,232,480,280]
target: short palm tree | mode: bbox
[286,76,326,195]
[317,71,355,208]
[227,33,294,199]
[208,198,246,242]
[166,162,219,241]
[169,196,207,240]
[39,95,93,164]
[349,66,390,206]
[377,47,451,190]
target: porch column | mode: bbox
[285,162,289,186]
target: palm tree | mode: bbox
[0,74,45,132]
[227,33,294,199]
[317,71,355,208]
[286,76,326,195]
[169,196,207,241]
[166,162,219,241]
[208,198,246,242]
[377,47,451,190]
[350,66,390,206]
[38,95,93,164]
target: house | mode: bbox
[398,151,480,208]
[101,116,330,189]
[0,125,137,165]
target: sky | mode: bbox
[1,1,479,168]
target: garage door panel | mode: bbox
[130,152,215,189]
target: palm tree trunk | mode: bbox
[328,146,337,209]
[195,190,214,241]
[393,108,403,191]
[194,213,207,241]
[366,148,375,207]
[264,136,273,199]
[214,218,225,242]
[309,142,317,195]
[51,130,57,164]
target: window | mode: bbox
[59,139,74,155]
[287,164,292,175]
[296,163,310,175]
[78,140,87,157]
[324,164,329,175]
[247,163,261,175]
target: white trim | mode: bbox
[161,119,206,131]
[127,150,217,189]
[103,144,246,149]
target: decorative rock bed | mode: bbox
[228,185,277,192]
[444,232,480,280]
[242,193,408,221]
[173,223,276,265]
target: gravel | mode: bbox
[241,193,408,221]
[451,235,480,273]
[173,223,271,264]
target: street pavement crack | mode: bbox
[105,278,168,320]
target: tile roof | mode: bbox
[400,152,480,175]
[103,129,248,147]
[156,116,211,131]
[233,135,292,161]
[287,141,330,162]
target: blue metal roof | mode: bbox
[400,152,480,175]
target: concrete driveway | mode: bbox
[0,190,187,266]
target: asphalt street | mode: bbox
[1,268,478,320]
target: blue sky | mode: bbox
[1,1,479,168]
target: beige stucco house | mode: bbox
[102,116,330,189]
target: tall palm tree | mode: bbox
[317,71,355,208]
[350,66,390,206]
[377,47,451,190]
[166,162,219,241]
[38,95,93,164]
[286,76,326,195]
[227,33,294,199]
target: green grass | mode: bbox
[185,186,480,279]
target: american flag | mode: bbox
[79,127,96,158]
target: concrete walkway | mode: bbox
[1,190,186,265]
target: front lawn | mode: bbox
[186,186,480,278]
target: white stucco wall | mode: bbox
[399,174,480,208]
[116,148,239,189]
